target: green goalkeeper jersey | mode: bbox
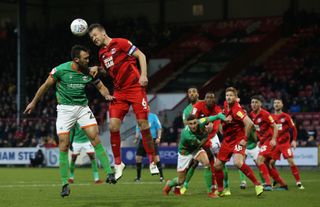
[179,114,225,155]
[50,61,96,106]
[70,123,89,143]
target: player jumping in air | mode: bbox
[88,24,156,181]
[24,45,116,197]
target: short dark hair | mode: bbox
[205,91,215,96]
[71,45,90,60]
[225,87,238,96]
[274,97,283,102]
[88,23,105,33]
[187,86,198,92]
[186,114,197,121]
[251,95,264,102]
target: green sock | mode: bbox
[204,167,212,193]
[183,167,196,189]
[69,160,75,179]
[94,143,112,174]
[239,170,246,183]
[169,177,179,188]
[223,165,229,188]
[59,151,69,186]
[91,159,99,181]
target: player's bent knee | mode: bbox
[137,119,149,130]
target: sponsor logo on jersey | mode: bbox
[236,111,244,119]
[83,76,88,81]
[254,124,260,131]
[276,124,283,130]
[103,56,114,69]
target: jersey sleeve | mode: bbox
[287,114,297,140]
[118,38,137,56]
[191,102,200,117]
[233,105,246,121]
[49,67,61,81]
[265,111,275,125]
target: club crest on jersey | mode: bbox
[111,48,116,54]
[281,118,285,123]
[257,118,262,123]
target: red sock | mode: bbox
[239,163,260,186]
[141,128,155,162]
[258,163,271,185]
[209,159,216,186]
[269,167,286,186]
[290,165,300,183]
[215,169,224,192]
[110,131,121,165]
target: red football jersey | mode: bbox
[191,101,222,137]
[250,108,274,145]
[222,101,246,143]
[272,112,297,144]
[98,38,141,90]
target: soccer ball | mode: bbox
[70,18,88,36]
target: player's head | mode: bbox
[187,87,199,104]
[88,23,107,47]
[205,91,215,108]
[71,45,90,70]
[273,98,284,112]
[251,95,263,112]
[186,114,198,132]
[225,87,238,104]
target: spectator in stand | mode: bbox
[297,124,309,147]
[44,136,58,148]
[306,126,318,147]
[289,100,301,112]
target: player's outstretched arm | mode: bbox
[24,76,55,114]
[270,122,278,147]
[89,66,106,78]
[133,50,148,86]
[94,80,115,101]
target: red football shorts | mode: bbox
[273,143,294,160]
[217,137,246,162]
[109,87,149,120]
[258,140,277,160]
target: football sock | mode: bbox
[269,166,286,186]
[223,165,229,188]
[110,131,121,165]
[239,163,260,186]
[69,160,75,179]
[141,128,155,161]
[290,165,301,183]
[156,161,164,178]
[169,177,179,188]
[215,169,224,191]
[184,165,196,188]
[204,167,212,193]
[209,159,216,186]
[91,159,99,181]
[94,143,112,174]
[259,170,265,184]
[59,151,69,186]
[258,163,271,185]
[136,162,142,179]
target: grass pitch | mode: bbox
[0,166,319,207]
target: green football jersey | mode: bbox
[70,123,89,143]
[182,103,193,123]
[50,61,95,105]
[246,128,257,150]
[178,115,224,155]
